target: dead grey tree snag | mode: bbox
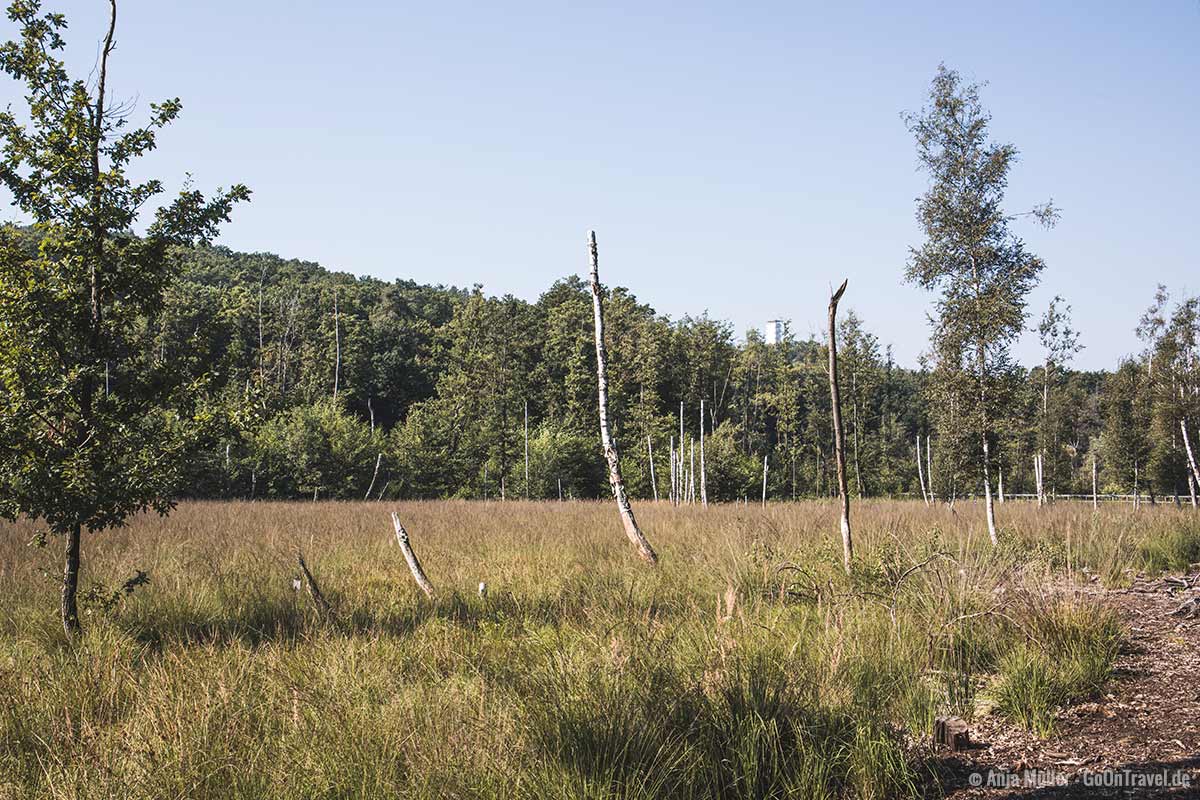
[691,441,700,503]
[828,279,853,574]
[1181,419,1200,503]
[926,435,935,503]
[587,231,658,565]
[647,436,658,501]
[669,436,677,505]
[700,399,708,507]
[296,553,337,624]
[916,436,930,506]
[364,452,383,501]
[997,466,1005,504]
[761,454,768,507]
[390,512,435,599]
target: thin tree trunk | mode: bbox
[588,231,657,564]
[998,465,1005,504]
[700,399,708,507]
[1092,453,1099,511]
[1187,470,1197,510]
[61,523,82,639]
[761,453,769,508]
[669,436,677,506]
[688,439,696,504]
[926,435,935,503]
[364,453,382,501]
[827,279,853,572]
[1133,461,1140,511]
[368,397,375,434]
[391,512,435,598]
[558,478,563,501]
[296,553,337,624]
[1181,418,1200,497]
[647,436,658,501]
[916,436,930,506]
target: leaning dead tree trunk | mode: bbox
[296,553,337,624]
[588,231,658,565]
[647,435,658,501]
[827,279,853,574]
[364,452,383,501]
[390,512,435,598]
[1181,418,1200,502]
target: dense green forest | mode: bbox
[40,234,1192,506]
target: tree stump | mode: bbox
[934,716,970,751]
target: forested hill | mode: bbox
[108,240,1186,506]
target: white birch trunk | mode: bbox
[1181,418,1200,499]
[926,435,934,503]
[364,452,382,501]
[998,465,1005,504]
[688,439,696,504]
[1092,452,1099,511]
[588,231,658,564]
[761,453,769,508]
[916,436,930,506]
[647,436,658,501]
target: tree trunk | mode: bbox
[647,436,658,501]
[926,435,935,503]
[827,280,853,572]
[391,512,435,598]
[364,452,382,501]
[669,436,677,506]
[700,399,708,507]
[1092,453,1099,511]
[1181,418,1200,499]
[998,465,1005,504]
[61,523,82,639]
[588,231,657,564]
[761,453,769,508]
[688,439,696,504]
[916,436,930,506]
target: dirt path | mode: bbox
[938,575,1200,798]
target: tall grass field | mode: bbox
[2,500,1197,799]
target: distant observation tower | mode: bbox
[764,319,783,345]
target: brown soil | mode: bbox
[935,574,1200,799]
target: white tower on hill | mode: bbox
[764,320,783,345]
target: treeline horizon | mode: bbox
[17,229,1190,505]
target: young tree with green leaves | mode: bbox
[0,0,248,636]
[904,65,1056,543]
[1035,296,1082,502]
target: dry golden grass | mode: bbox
[1,499,1195,799]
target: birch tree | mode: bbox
[588,231,657,564]
[904,66,1056,544]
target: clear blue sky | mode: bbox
[3,1,1197,369]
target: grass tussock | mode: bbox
[1,499,1196,799]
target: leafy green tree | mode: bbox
[250,401,380,499]
[0,0,247,636]
[904,65,1055,542]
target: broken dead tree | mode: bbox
[296,553,338,627]
[828,279,853,574]
[391,512,436,599]
[588,231,658,565]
